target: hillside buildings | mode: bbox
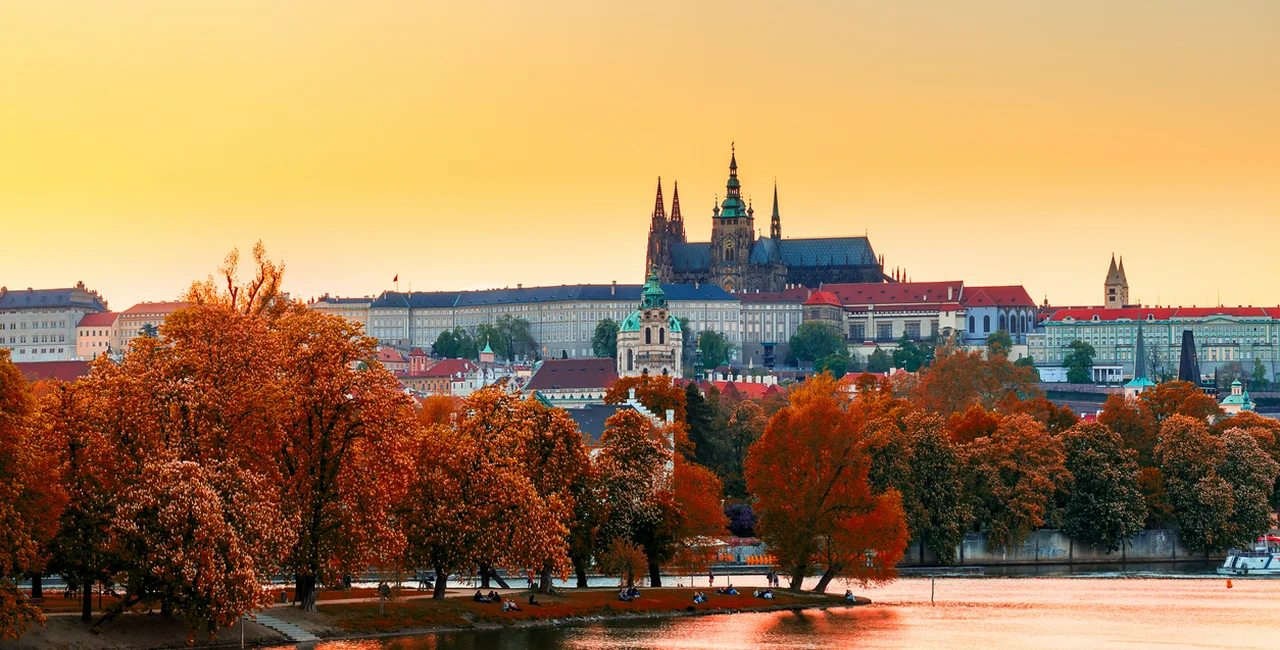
[117,302,190,352]
[644,148,886,292]
[0,283,109,362]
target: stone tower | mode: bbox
[709,145,755,293]
[1104,254,1129,309]
[616,269,683,379]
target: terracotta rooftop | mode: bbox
[1047,306,1280,322]
[803,290,842,307]
[400,358,477,379]
[15,361,91,383]
[77,312,119,327]
[823,281,964,309]
[961,285,1036,308]
[376,348,408,363]
[120,301,191,316]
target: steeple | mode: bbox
[1104,253,1129,309]
[719,143,747,218]
[1134,319,1147,380]
[770,181,782,240]
[651,177,666,224]
[669,181,685,241]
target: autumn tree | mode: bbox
[961,414,1070,552]
[517,398,593,592]
[594,409,675,586]
[0,350,65,639]
[1098,394,1158,467]
[1141,381,1222,424]
[1058,423,1146,553]
[401,387,568,599]
[721,399,766,497]
[947,405,1000,444]
[745,375,908,592]
[911,345,1041,416]
[605,374,688,431]
[1215,411,1280,507]
[1157,415,1232,551]
[1218,429,1280,549]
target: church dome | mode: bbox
[620,310,682,333]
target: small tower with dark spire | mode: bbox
[1105,254,1129,309]
[770,181,782,240]
[645,178,669,278]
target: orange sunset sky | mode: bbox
[2,1,1278,309]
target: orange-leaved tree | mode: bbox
[594,409,677,586]
[401,386,568,599]
[517,397,592,592]
[911,344,1041,416]
[0,350,66,639]
[745,374,908,592]
[961,414,1070,552]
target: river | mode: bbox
[290,575,1275,650]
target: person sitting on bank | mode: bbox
[473,590,486,602]
[503,599,522,612]
[694,591,708,604]
[619,589,633,602]
[487,590,501,602]
[763,588,774,600]
[844,589,855,601]
[528,592,542,606]
[627,586,641,599]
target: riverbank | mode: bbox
[4,588,866,649]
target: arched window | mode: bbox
[999,313,1007,331]
[983,315,990,333]
[662,368,668,376]
[1021,313,1028,333]
[645,327,651,344]
[725,243,735,262]
[969,316,976,332]
[626,349,633,371]
[659,327,665,344]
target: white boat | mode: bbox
[1219,535,1280,576]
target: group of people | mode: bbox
[692,591,708,604]
[764,570,782,588]
[752,588,775,600]
[617,586,642,602]
[473,590,502,603]
[715,585,739,595]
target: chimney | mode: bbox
[665,409,675,424]
[611,281,616,296]
[695,281,699,289]
[947,286,953,301]
[517,283,522,289]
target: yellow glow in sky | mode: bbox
[2,1,1278,308]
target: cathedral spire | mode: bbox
[670,181,685,241]
[720,144,746,217]
[651,177,666,222]
[770,180,782,240]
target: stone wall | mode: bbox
[899,528,1215,567]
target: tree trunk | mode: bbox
[788,565,806,592]
[572,557,589,588]
[490,568,510,589]
[296,574,318,612]
[539,560,554,593]
[433,565,448,600]
[647,560,662,587]
[812,565,841,593]
[30,574,42,600]
[480,566,490,589]
[82,579,93,622]
[161,599,173,617]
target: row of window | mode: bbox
[4,334,67,344]
[3,320,69,330]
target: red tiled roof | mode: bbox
[77,311,118,327]
[961,285,1035,308]
[823,281,964,309]
[399,358,477,379]
[704,380,779,400]
[803,290,842,307]
[15,361,91,383]
[120,301,191,316]
[376,348,407,363]
[1047,306,1276,322]
[524,358,618,391]
[733,287,813,304]
[409,347,428,357]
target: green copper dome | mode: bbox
[640,268,667,309]
[619,310,682,333]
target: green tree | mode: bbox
[1249,360,1272,391]
[479,316,535,361]
[139,323,159,338]
[986,329,1013,358]
[432,326,477,359]
[1216,361,1248,390]
[592,318,620,359]
[814,349,852,379]
[1063,340,1096,384]
[1218,429,1280,549]
[1013,355,1036,368]
[1059,423,1146,553]
[866,347,891,373]
[892,334,926,372]
[1157,415,1232,551]
[698,330,734,368]
[683,382,723,470]
[789,321,846,364]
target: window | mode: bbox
[969,316,976,332]
[983,315,990,333]
[659,327,665,344]
[905,321,921,340]
[645,327,651,345]
[877,323,893,341]
[999,314,1007,331]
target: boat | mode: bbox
[1218,535,1280,576]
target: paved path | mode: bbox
[251,612,319,643]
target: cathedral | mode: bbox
[645,147,887,293]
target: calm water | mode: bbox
[291,577,1278,650]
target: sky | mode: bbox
[2,0,1278,310]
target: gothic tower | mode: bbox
[770,181,782,241]
[709,145,756,293]
[1104,254,1129,309]
[645,178,669,276]
[669,181,686,242]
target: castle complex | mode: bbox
[644,147,887,293]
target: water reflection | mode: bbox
[284,577,1276,650]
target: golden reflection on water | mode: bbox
[293,578,1277,650]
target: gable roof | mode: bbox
[670,242,712,273]
[961,285,1036,308]
[0,287,108,312]
[77,312,119,328]
[120,301,191,317]
[774,237,877,268]
[823,281,964,309]
[15,361,91,383]
[803,290,842,307]
[524,358,619,391]
[563,403,639,447]
[400,358,477,379]
[376,348,407,363]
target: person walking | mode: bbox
[708,569,715,588]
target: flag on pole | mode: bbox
[393,274,399,282]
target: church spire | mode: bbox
[651,177,666,222]
[770,180,782,240]
[720,143,746,217]
[669,181,685,241]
